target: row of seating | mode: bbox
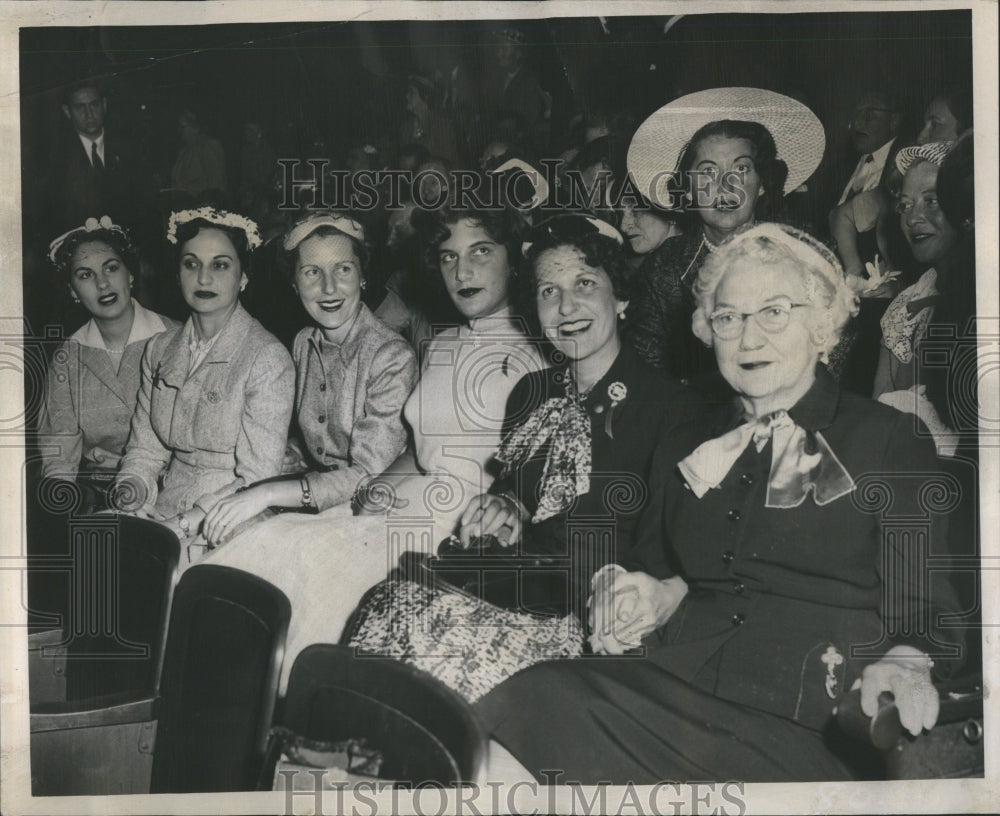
[27,515,485,795]
[25,515,983,793]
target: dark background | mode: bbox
[20,11,973,191]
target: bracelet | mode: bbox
[299,476,314,508]
[177,512,191,540]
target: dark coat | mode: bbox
[625,366,965,730]
[624,231,717,384]
[483,345,700,611]
[46,129,144,234]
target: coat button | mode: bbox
[734,581,745,594]
[740,473,754,486]
[731,613,745,627]
[318,415,326,423]
[319,383,326,391]
[593,404,605,415]
[727,509,741,522]
[721,550,734,564]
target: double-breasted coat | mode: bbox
[116,304,294,518]
[477,368,966,782]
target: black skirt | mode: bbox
[474,657,854,784]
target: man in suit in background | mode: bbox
[837,89,903,205]
[47,80,145,236]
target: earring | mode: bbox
[617,311,626,320]
[360,280,367,291]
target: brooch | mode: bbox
[604,382,627,439]
[206,390,221,404]
[821,645,844,699]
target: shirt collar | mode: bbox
[78,131,104,152]
[868,137,896,167]
[70,299,168,351]
[307,302,372,362]
[468,304,515,334]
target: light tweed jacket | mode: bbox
[38,301,177,480]
[116,304,294,517]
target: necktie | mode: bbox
[91,141,105,173]
[842,154,874,203]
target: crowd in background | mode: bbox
[20,14,983,785]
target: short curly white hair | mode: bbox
[692,223,859,359]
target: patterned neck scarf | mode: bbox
[496,370,592,522]
[678,410,855,508]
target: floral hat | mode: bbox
[166,207,262,250]
[627,87,826,205]
[48,215,131,264]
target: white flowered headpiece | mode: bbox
[166,207,263,251]
[48,215,131,264]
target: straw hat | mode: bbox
[627,87,826,203]
[894,140,953,175]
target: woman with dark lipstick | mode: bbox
[624,88,825,383]
[363,203,549,541]
[873,139,974,456]
[38,216,177,501]
[113,207,294,548]
[476,224,963,783]
[199,212,416,543]
[348,213,695,703]
[187,203,545,694]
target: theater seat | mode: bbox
[29,514,180,707]
[31,564,290,796]
[261,643,486,787]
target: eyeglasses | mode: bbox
[851,106,893,125]
[709,302,810,340]
[895,193,941,216]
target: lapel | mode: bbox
[199,304,252,369]
[77,343,128,405]
[155,324,193,390]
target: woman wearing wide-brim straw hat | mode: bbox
[624,87,826,383]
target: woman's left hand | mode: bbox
[854,645,939,737]
[588,570,688,655]
[202,486,272,547]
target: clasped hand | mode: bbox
[588,569,688,655]
[201,487,272,547]
[853,645,939,737]
[457,493,523,549]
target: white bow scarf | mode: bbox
[678,410,855,508]
[496,374,592,523]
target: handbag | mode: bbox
[400,534,575,619]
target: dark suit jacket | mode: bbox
[626,366,965,730]
[481,345,700,612]
[46,129,143,233]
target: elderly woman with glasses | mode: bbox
[475,224,964,783]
